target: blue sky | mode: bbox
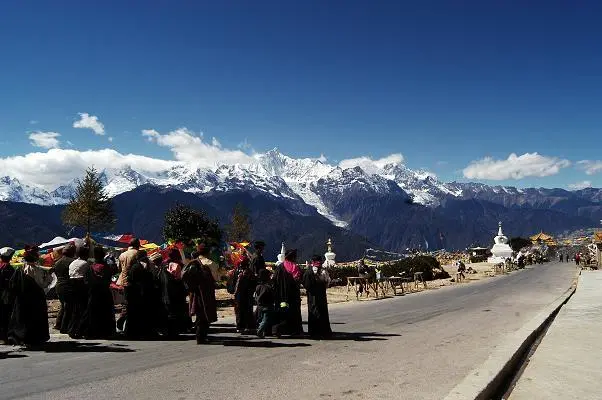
[0,1,601,189]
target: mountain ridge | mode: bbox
[1,149,601,255]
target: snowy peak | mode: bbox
[0,176,53,205]
[153,165,219,193]
[254,148,333,183]
[100,167,149,197]
[214,164,299,199]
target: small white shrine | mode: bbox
[276,242,286,266]
[323,238,336,269]
[488,222,514,264]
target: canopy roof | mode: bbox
[530,232,554,241]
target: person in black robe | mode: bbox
[302,255,332,339]
[52,244,75,331]
[7,246,52,346]
[156,249,190,338]
[234,257,256,333]
[123,251,159,339]
[250,241,266,277]
[0,247,16,344]
[250,241,266,326]
[65,246,90,339]
[272,249,303,337]
[182,250,218,344]
[82,246,116,339]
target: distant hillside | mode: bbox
[0,185,373,262]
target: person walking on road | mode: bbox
[303,255,332,339]
[65,245,91,339]
[52,244,75,331]
[182,250,218,344]
[272,249,303,337]
[254,269,274,338]
[82,246,117,339]
[250,241,267,277]
[234,257,256,333]
[7,246,53,346]
[0,247,16,344]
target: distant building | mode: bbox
[530,231,557,247]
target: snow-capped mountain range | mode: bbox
[2,148,601,233]
[0,149,458,221]
[3,149,602,255]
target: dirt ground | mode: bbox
[47,262,500,327]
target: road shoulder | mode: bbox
[509,270,602,399]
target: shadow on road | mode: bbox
[206,335,311,348]
[328,332,401,342]
[24,341,135,353]
[0,351,28,359]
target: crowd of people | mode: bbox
[227,243,332,339]
[560,252,592,266]
[0,238,333,347]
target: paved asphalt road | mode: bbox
[1,262,576,400]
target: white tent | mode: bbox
[39,236,83,249]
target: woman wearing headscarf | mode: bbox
[65,246,91,339]
[156,248,190,337]
[303,255,332,339]
[182,250,218,344]
[7,246,53,346]
[82,246,116,339]
[123,250,159,339]
[0,247,16,343]
[52,244,76,331]
[272,249,303,336]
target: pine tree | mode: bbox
[163,204,222,245]
[509,237,532,252]
[226,203,251,242]
[62,167,116,235]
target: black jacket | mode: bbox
[254,282,274,307]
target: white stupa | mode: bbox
[488,222,514,264]
[276,242,286,266]
[323,238,336,269]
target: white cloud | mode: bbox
[462,153,570,180]
[568,180,592,190]
[317,154,328,163]
[29,120,39,125]
[577,160,602,175]
[28,131,61,149]
[0,148,176,190]
[237,139,256,154]
[141,127,254,166]
[73,112,105,135]
[338,153,404,174]
[108,137,114,143]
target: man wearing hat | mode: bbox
[250,241,266,278]
[0,247,16,343]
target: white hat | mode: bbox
[0,247,15,258]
